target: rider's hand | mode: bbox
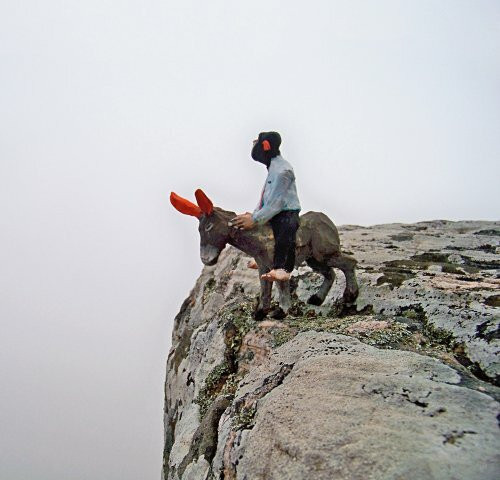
[229,212,255,230]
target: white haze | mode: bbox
[0,1,499,479]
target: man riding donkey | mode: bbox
[170,131,359,320]
[231,131,301,283]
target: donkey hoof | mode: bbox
[307,294,323,306]
[343,290,359,303]
[253,309,268,321]
[269,307,287,320]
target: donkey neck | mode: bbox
[213,207,270,260]
[227,225,269,259]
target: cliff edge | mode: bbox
[163,220,499,480]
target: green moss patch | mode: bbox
[484,295,500,307]
[287,313,412,349]
[195,362,232,418]
[202,277,217,305]
[268,300,413,349]
[195,300,257,420]
[232,404,257,430]
[270,327,295,347]
[377,267,416,289]
[171,326,193,374]
[376,253,480,288]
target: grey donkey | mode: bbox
[170,189,359,320]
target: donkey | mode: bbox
[170,189,359,320]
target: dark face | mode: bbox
[251,133,271,167]
[198,209,230,266]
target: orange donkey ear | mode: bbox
[194,189,214,215]
[170,192,202,218]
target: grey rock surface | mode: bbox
[163,220,500,480]
[228,332,498,480]
[337,220,499,382]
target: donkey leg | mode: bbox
[327,254,359,303]
[270,280,291,319]
[254,265,272,321]
[306,258,335,306]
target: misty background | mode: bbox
[1,1,499,479]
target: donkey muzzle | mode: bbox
[200,245,222,266]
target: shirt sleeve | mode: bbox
[252,169,294,225]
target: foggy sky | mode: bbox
[1,1,499,479]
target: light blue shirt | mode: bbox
[252,155,301,225]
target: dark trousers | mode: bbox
[269,210,300,273]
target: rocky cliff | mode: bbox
[163,220,499,480]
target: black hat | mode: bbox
[251,131,281,167]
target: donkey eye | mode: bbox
[205,223,214,232]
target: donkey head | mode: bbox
[170,189,232,266]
